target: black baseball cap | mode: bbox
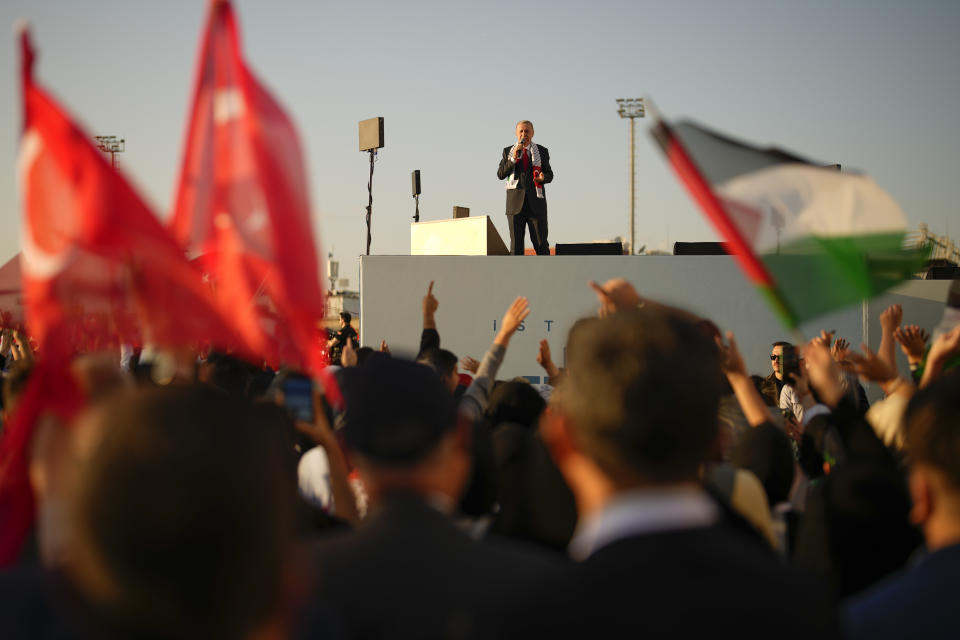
[339,357,458,465]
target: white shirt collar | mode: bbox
[568,485,719,561]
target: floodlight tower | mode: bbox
[94,135,125,170]
[616,98,645,255]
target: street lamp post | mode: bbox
[94,135,125,171]
[616,98,645,255]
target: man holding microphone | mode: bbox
[497,120,554,255]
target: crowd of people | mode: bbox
[0,277,958,639]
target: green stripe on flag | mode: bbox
[762,232,929,325]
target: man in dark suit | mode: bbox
[497,120,553,255]
[539,292,841,638]
[843,372,960,640]
[302,356,564,640]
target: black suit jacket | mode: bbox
[304,493,567,640]
[539,522,841,639]
[497,144,553,217]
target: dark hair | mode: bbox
[340,357,457,466]
[731,423,795,505]
[771,341,792,348]
[559,308,722,484]
[339,311,352,324]
[417,348,458,380]
[68,386,295,639]
[486,381,546,430]
[204,352,255,398]
[356,346,375,366]
[751,374,779,407]
[905,371,960,489]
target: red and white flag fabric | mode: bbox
[171,0,328,374]
[16,27,242,356]
[0,25,246,565]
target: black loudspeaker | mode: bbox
[555,242,623,256]
[358,117,384,151]
[673,241,728,256]
[411,170,421,196]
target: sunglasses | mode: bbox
[770,354,782,361]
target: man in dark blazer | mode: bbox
[497,120,553,255]
[301,356,565,640]
[538,288,841,639]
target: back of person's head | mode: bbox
[340,311,352,324]
[202,352,254,398]
[417,348,458,381]
[66,385,295,640]
[340,356,458,468]
[731,422,795,506]
[559,308,722,485]
[751,374,779,407]
[905,372,960,491]
[486,380,545,430]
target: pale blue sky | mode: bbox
[1,0,958,284]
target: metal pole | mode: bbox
[629,117,635,256]
[365,150,374,256]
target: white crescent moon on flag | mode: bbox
[17,129,76,279]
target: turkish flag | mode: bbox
[17,27,242,356]
[0,25,248,565]
[171,0,328,374]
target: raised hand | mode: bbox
[880,304,903,333]
[715,331,748,379]
[894,325,929,364]
[459,355,480,374]
[847,344,898,385]
[379,339,390,354]
[422,280,439,330]
[831,337,850,361]
[341,336,358,367]
[589,278,642,316]
[536,339,561,380]
[0,329,11,357]
[819,329,835,349]
[802,339,842,407]
[494,296,531,347]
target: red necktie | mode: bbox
[522,148,530,171]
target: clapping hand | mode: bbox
[846,344,898,385]
[831,337,850,362]
[880,304,903,333]
[894,325,929,364]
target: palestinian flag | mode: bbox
[651,117,928,328]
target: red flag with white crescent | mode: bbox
[171,0,329,375]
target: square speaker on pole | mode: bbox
[359,117,384,152]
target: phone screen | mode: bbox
[283,377,314,423]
